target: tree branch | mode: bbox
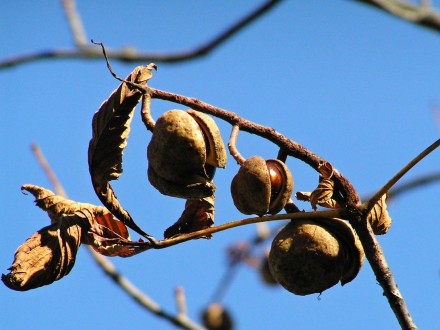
[61,0,88,47]
[144,85,419,329]
[388,170,440,199]
[0,0,283,69]
[353,0,440,33]
[363,138,440,214]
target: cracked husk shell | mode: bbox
[268,218,364,295]
[266,159,294,214]
[147,109,226,198]
[230,156,293,215]
[187,110,227,169]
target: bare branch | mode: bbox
[0,0,283,69]
[61,0,88,47]
[175,286,188,319]
[31,144,67,198]
[363,138,440,213]
[354,0,440,33]
[388,171,440,199]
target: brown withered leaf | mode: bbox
[164,195,215,239]
[295,191,311,202]
[83,212,150,257]
[88,64,156,237]
[367,194,392,235]
[310,178,340,210]
[317,161,334,179]
[22,184,110,225]
[21,184,150,255]
[2,185,153,291]
[2,214,82,291]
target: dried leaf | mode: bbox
[367,194,392,235]
[22,184,110,224]
[317,161,334,179]
[83,213,150,257]
[2,215,82,291]
[310,178,340,210]
[88,65,156,237]
[2,185,153,291]
[295,191,311,202]
[22,184,151,255]
[164,196,215,239]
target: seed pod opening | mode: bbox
[230,156,293,215]
[147,109,226,198]
[268,218,364,295]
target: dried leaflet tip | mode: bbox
[2,215,82,291]
[367,194,392,235]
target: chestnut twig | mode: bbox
[228,125,246,165]
[141,93,156,132]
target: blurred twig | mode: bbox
[31,143,206,330]
[0,0,283,69]
[354,0,440,33]
[363,139,440,213]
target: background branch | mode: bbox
[354,0,440,33]
[0,0,282,69]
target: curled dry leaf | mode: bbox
[317,161,334,179]
[296,181,339,210]
[22,184,109,224]
[3,185,152,291]
[2,215,82,291]
[367,194,392,235]
[22,184,150,256]
[309,178,340,210]
[88,64,156,238]
[164,195,215,239]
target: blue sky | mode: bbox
[1,1,439,329]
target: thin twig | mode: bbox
[363,138,440,214]
[61,0,88,47]
[30,144,67,198]
[0,0,283,69]
[388,171,440,199]
[353,0,440,33]
[141,93,156,132]
[175,286,188,319]
[135,209,345,249]
[228,125,246,165]
[31,143,206,330]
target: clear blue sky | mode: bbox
[1,1,439,329]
